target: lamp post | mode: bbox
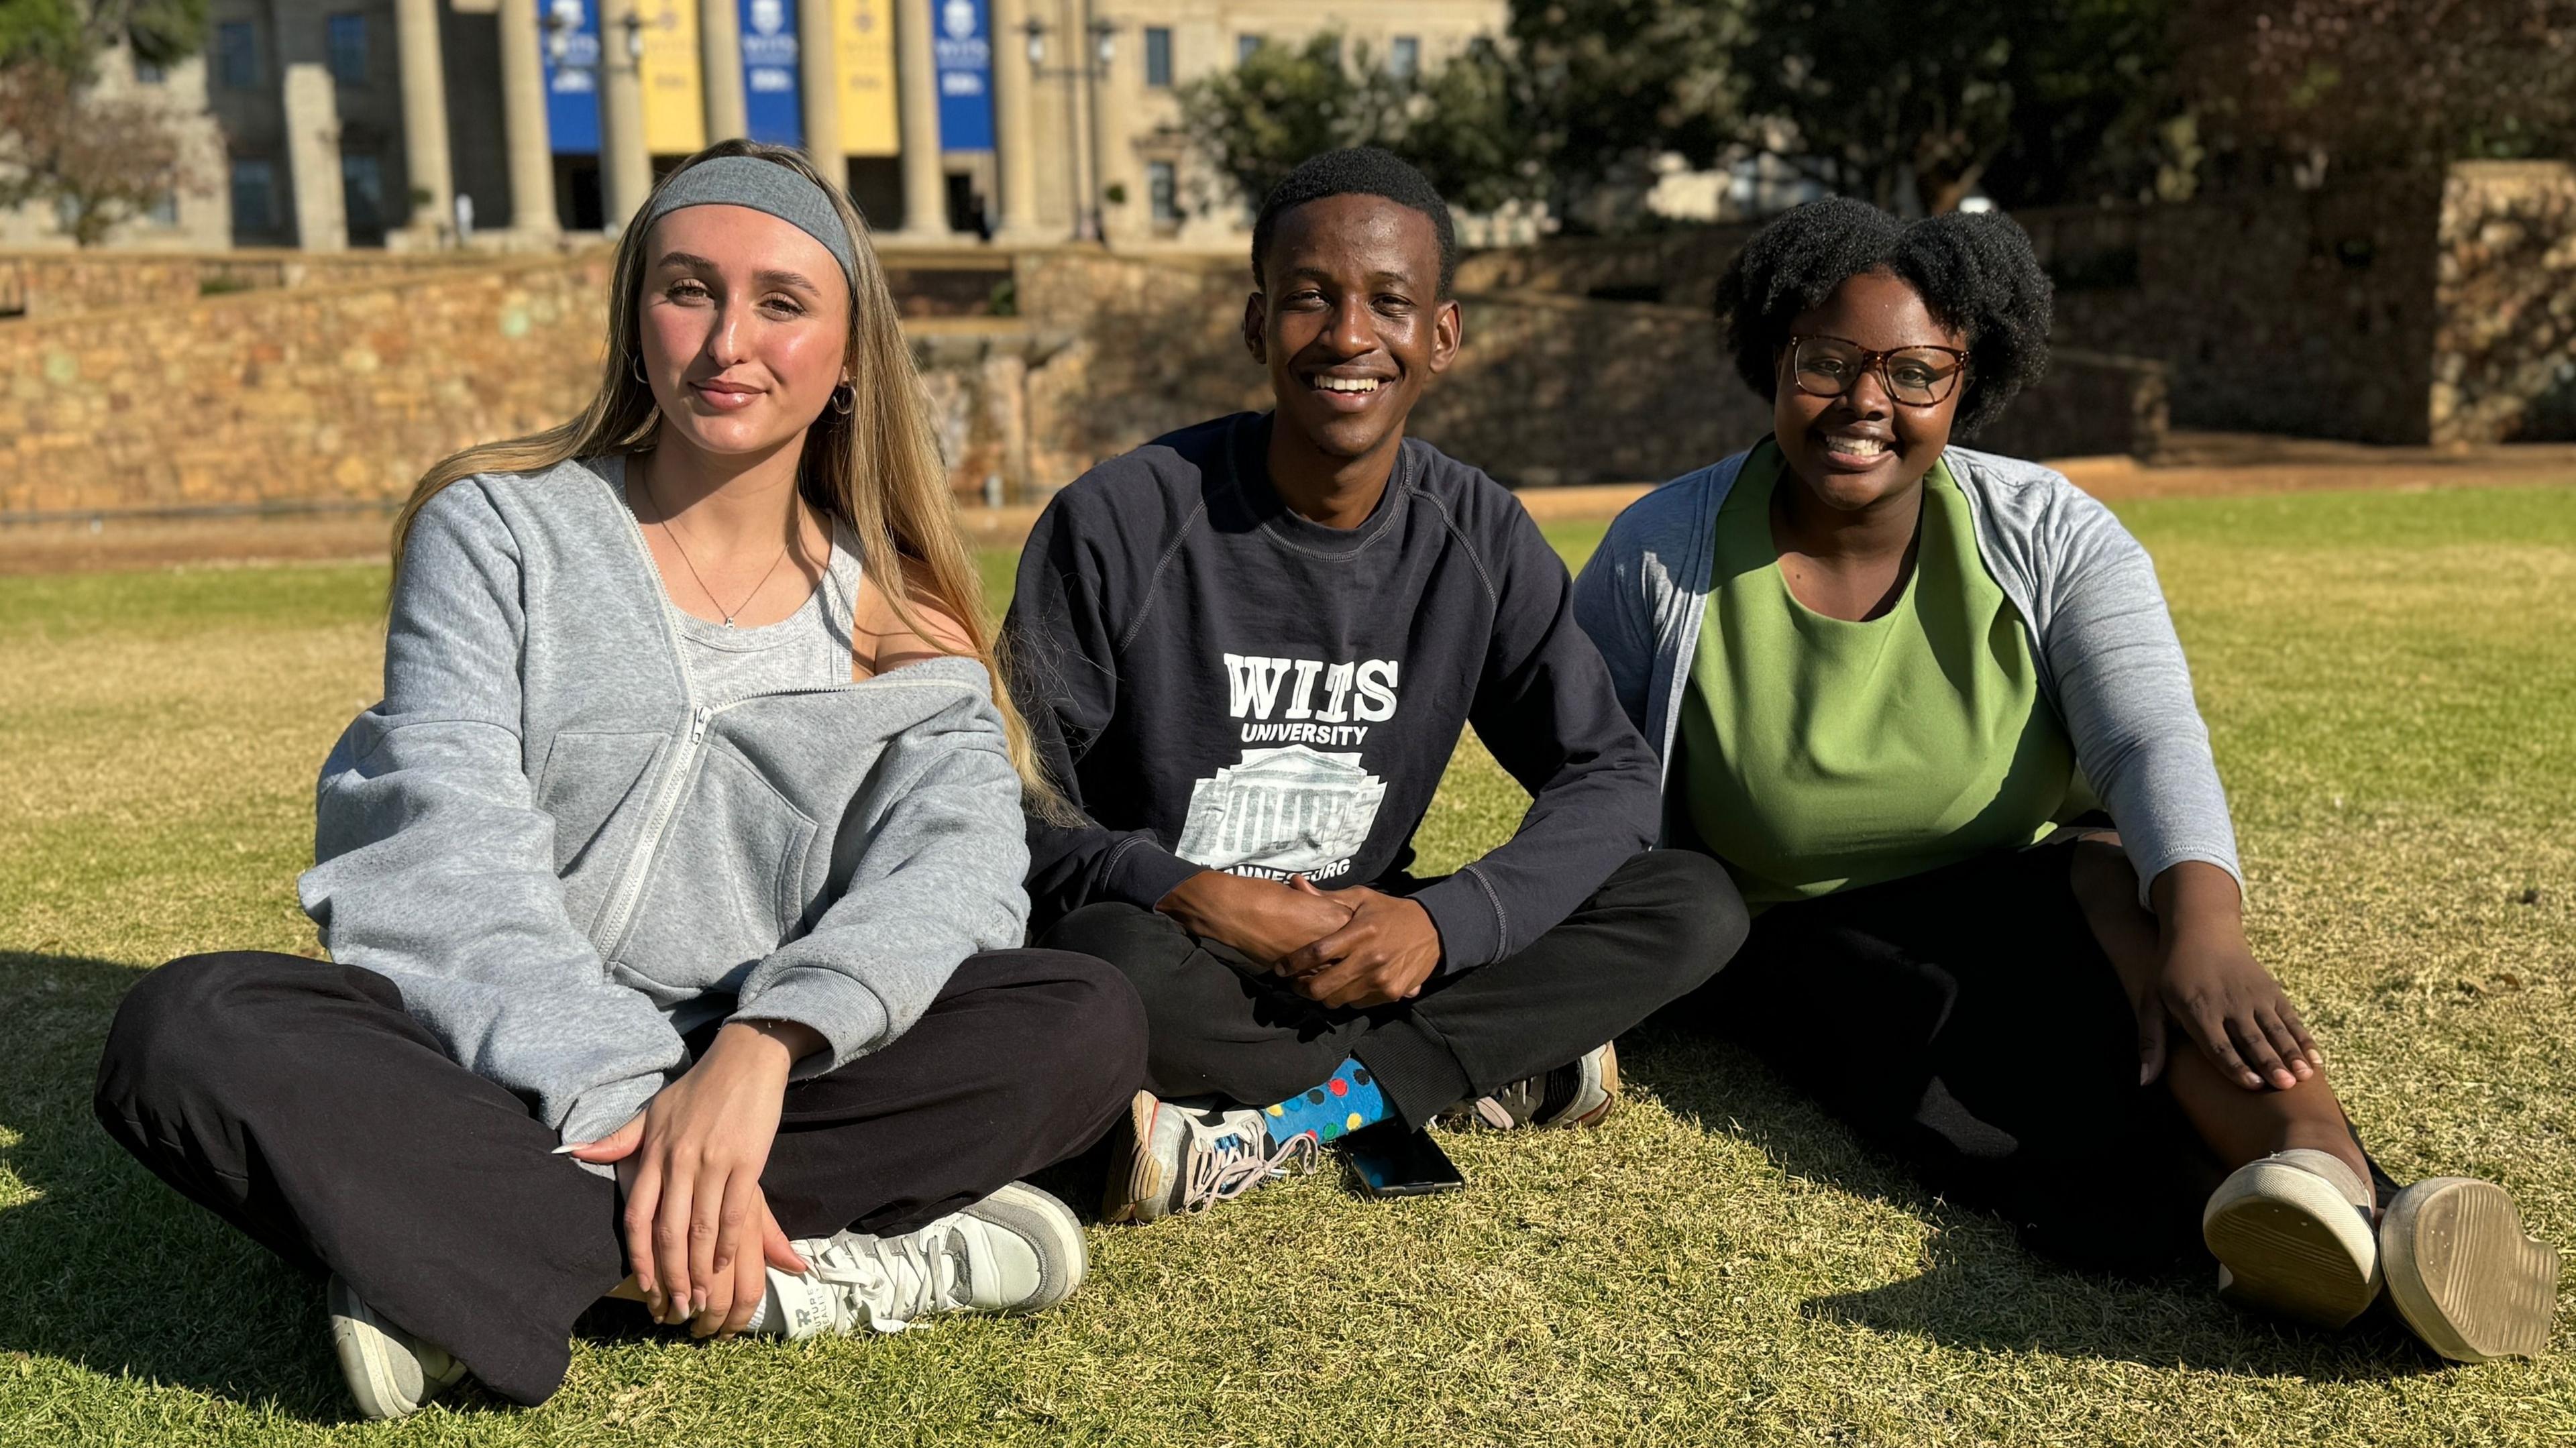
[1022,13,1114,242]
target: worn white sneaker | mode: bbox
[765,1182,1087,1339]
[2204,1148,2381,1329]
[1442,1042,1622,1131]
[2379,1176,2560,1361]
[327,1276,467,1421]
[1100,1089,1322,1225]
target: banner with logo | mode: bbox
[540,0,602,154]
[837,0,898,156]
[637,0,706,155]
[932,0,992,152]
[740,0,800,146]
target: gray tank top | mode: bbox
[671,521,866,702]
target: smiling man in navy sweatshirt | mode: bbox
[1006,148,1748,1223]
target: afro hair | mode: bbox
[1713,197,2053,439]
[1250,147,1457,297]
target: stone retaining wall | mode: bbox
[1454,162,2576,447]
[0,249,505,321]
[3,256,609,514]
[2432,162,2576,445]
[1,245,2163,518]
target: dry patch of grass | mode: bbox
[1,486,2571,1446]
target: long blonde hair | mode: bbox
[393,140,1051,797]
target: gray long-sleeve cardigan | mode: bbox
[1568,445,2241,903]
[299,457,1030,1151]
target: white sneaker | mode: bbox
[2203,1148,2381,1329]
[1100,1089,1322,1225]
[765,1181,1086,1339]
[327,1275,466,1421]
[1441,1042,1623,1131]
[2379,1176,2560,1361]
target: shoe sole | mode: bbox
[2203,1160,2381,1329]
[2381,1177,2559,1361]
[1444,1042,1625,1132]
[1539,1041,1621,1129]
[1561,1040,1620,1128]
[327,1276,429,1421]
[1097,1091,1173,1226]
[959,1182,1087,1313]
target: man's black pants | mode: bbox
[1038,850,1748,1127]
[92,948,1146,1406]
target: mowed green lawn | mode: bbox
[2,485,2572,1446]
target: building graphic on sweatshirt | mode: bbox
[1174,745,1387,879]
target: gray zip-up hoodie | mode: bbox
[1569,444,2241,904]
[299,456,1030,1152]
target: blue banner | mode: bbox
[540,0,602,154]
[739,0,800,145]
[931,0,992,152]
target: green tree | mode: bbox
[2179,0,2576,181]
[0,0,87,70]
[1176,32,1541,219]
[1733,0,2182,213]
[1,0,207,73]
[1,0,212,245]
[1507,0,1747,217]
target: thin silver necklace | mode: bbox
[636,455,799,628]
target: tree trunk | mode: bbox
[1919,160,1986,214]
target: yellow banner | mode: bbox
[837,0,899,156]
[639,0,706,154]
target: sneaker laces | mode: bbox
[802,1221,971,1333]
[1177,1119,1320,1214]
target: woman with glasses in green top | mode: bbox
[1572,197,2556,1361]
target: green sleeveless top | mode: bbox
[1672,441,2074,906]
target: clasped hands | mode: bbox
[1157,869,1444,1009]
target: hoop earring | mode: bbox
[829,381,855,415]
[631,352,649,386]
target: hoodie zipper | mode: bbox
[593,702,712,962]
[592,458,983,966]
[589,675,976,965]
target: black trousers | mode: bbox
[1656,840,2394,1273]
[92,948,1146,1406]
[1039,850,1749,1128]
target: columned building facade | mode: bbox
[7,0,1505,252]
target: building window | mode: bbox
[342,152,386,241]
[326,13,368,85]
[230,159,278,231]
[147,191,180,227]
[1147,160,1179,226]
[1144,26,1171,87]
[1389,36,1419,78]
[215,21,260,89]
[1236,34,1263,65]
[135,59,167,84]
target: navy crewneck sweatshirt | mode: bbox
[1006,412,1661,971]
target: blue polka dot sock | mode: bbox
[1264,1057,1391,1146]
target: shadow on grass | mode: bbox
[0,951,354,1422]
[1621,1029,2441,1383]
[0,948,1125,1425]
[1,951,2447,1421]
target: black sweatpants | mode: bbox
[93,948,1146,1406]
[1038,850,1748,1128]
[1656,840,2396,1274]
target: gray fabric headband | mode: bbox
[637,156,859,290]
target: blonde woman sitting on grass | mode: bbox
[93,140,1146,1421]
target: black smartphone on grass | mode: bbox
[1344,1122,1465,1199]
